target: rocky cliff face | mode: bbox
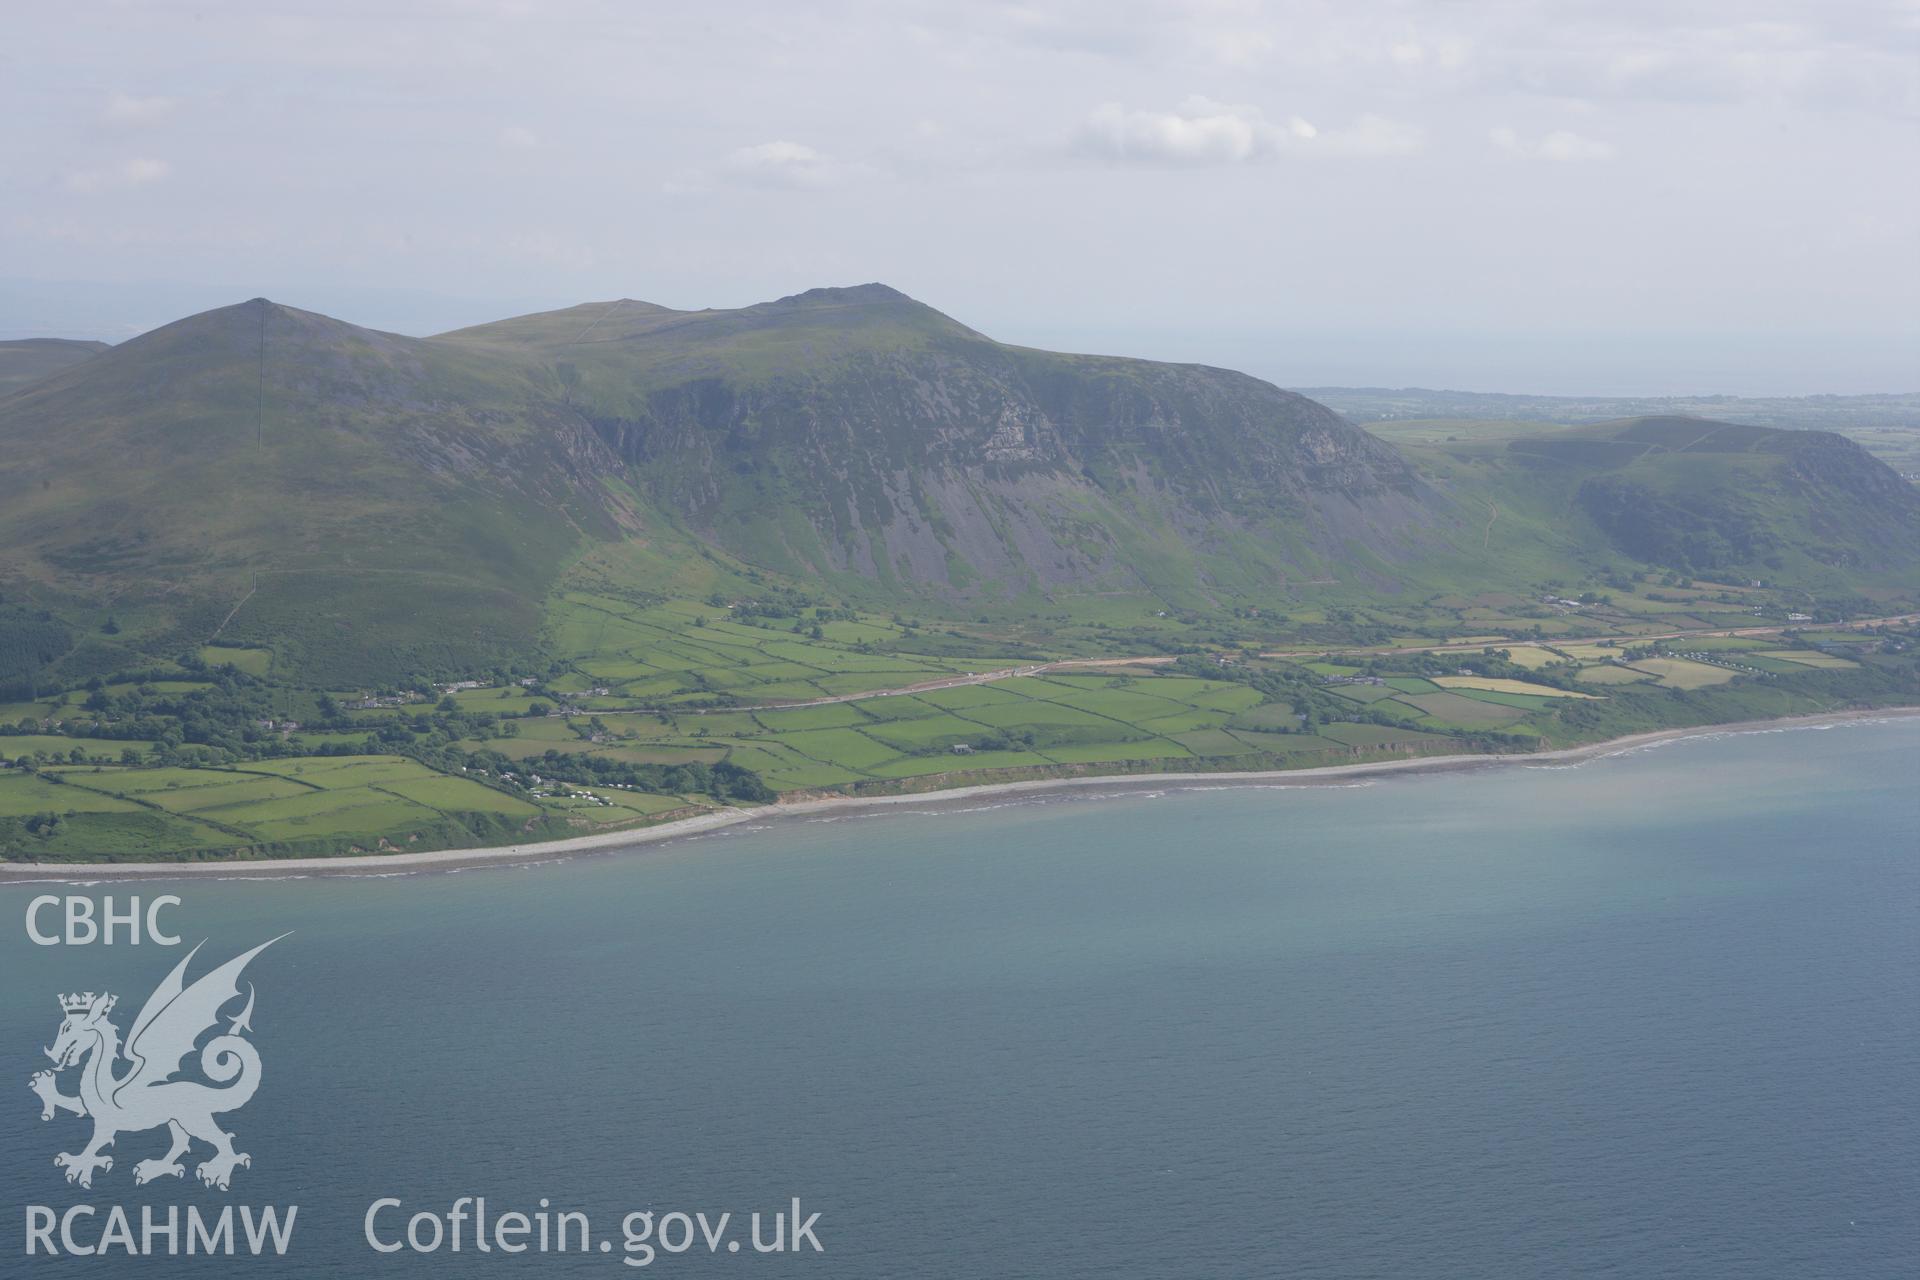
[513,286,1443,598]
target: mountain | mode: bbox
[0,299,633,682]
[1504,416,1920,574]
[1308,385,1920,481]
[0,337,108,394]
[2,287,1917,687]
[1301,386,1920,433]
[439,285,1443,602]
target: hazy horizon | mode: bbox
[6,0,1916,399]
[1,273,1910,400]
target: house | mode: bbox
[951,743,974,755]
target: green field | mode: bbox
[1229,704,1309,731]
[1394,691,1529,727]
[1575,664,1654,685]
[7,580,1919,863]
[200,645,274,676]
[141,775,318,812]
[1325,684,1402,704]
[1625,657,1738,689]
[0,773,147,816]
[1430,676,1598,699]
[1757,650,1860,670]
[0,755,576,860]
[545,590,1017,708]
[1317,723,1456,748]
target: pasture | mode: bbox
[547,590,1016,707]
[1757,650,1859,670]
[1625,657,1738,689]
[199,645,273,676]
[1490,645,1566,670]
[1575,664,1654,685]
[1392,691,1528,727]
[476,657,1475,794]
[1430,676,1599,699]
[15,755,551,854]
[1555,643,1625,661]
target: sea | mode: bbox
[1,717,1914,1277]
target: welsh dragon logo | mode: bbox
[29,937,284,1191]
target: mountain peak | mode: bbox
[771,283,914,308]
[105,297,411,363]
[433,298,682,347]
[748,282,981,341]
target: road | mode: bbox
[661,654,1181,717]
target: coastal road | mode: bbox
[656,654,1181,717]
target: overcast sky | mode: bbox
[4,1,1915,394]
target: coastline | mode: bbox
[6,706,1916,881]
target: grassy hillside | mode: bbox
[1308,385,1920,433]
[0,300,635,686]
[1342,392,1920,483]
[0,338,108,394]
[1393,417,1920,592]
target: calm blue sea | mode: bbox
[2,718,1915,1277]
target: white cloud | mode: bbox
[1072,98,1418,167]
[721,140,852,189]
[1491,126,1618,161]
[65,157,171,192]
[101,93,178,126]
[498,125,539,149]
[1074,97,1270,165]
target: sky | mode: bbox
[3,0,1916,395]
